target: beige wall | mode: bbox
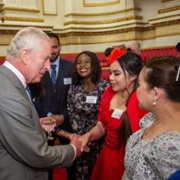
[0,0,179,56]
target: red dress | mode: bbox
[90,86,147,180]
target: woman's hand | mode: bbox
[78,133,91,153]
[69,133,79,140]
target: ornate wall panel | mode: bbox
[0,0,43,23]
[42,0,57,15]
[0,34,13,45]
[156,24,180,37]
[0,0,179,56]
[83,0,120,7]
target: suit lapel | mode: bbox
[0,65,30,102]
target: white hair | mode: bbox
[6,27,50,61]
[127,41,141,52]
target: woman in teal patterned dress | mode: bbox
[124,56,180,180]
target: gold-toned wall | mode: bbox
[0,0,179,56]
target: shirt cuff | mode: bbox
[70,144,76,160]
[47,112,52,117]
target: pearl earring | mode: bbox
[152,99,156,106]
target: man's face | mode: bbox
[49,37,61,62]
[25,40,51,83]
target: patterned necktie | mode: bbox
[51,64,57,84]
[25,85,32,100]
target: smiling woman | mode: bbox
[55,50,110,180]
[78,47,147,180]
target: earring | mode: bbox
[152,99,156,106]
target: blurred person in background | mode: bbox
[127,41,141,55]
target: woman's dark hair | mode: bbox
[176,42,180,53]
[105,46,143,149]
[72,51,102,85]
[144,55,180,102]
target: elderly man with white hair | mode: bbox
[127,41,141,55]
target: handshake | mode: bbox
[55,127,91,158]
[40,117,91,158]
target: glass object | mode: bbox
[42,117,56,140]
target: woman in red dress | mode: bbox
[79,47,147,179]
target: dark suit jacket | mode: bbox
[40,58,74,144]
[0,65,75,180]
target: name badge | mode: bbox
[63,78,72,85]
[111,109,124,119]
[86,96,98,104]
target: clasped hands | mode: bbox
[39,117,92,154]
[70,133,91,153]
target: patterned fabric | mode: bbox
[139,112,155,128]
[67,78,109,180]
[125,112,180,180]
[50,64,57,84]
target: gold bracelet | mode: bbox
[61,130,65,135]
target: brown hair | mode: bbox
[144,56,180,102]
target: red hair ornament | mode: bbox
[106,48,127,65]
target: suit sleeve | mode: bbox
[0,88,75,168]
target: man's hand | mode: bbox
[50,114,64,126]
[70,136,83,158]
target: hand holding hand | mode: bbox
[69,133,79,140]
[78,133,91,153]
[70,136,82,158]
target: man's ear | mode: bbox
[21,48,29,65]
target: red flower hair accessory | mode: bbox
[106,48,127,64]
